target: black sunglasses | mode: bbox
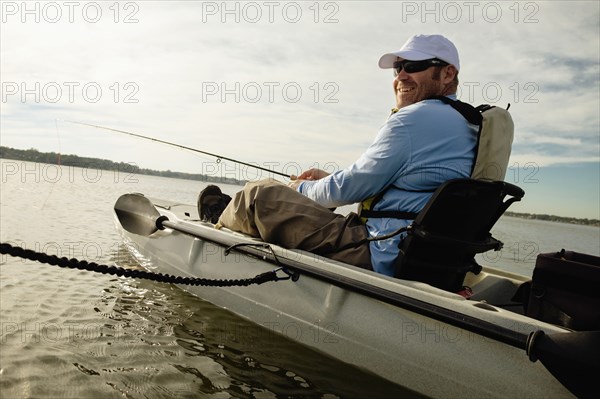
[393,58,449,76]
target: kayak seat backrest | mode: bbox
[470,105,514,181]
[395,178,524,292]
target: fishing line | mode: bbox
[65,120,292,179]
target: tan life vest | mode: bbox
[358,98,514,223]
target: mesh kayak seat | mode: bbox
[394,178,524,292]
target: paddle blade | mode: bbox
[530,330,600,399]
[114,193,162,236]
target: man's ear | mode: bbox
[443,65,458,85]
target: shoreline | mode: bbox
[2,146,598,227]
[503,212,599,228]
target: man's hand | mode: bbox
[287,168,331,191]
[291,168,331,181]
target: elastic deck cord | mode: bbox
[0,242,287,287]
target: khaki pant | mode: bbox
[217,179,372,270]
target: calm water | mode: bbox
[1,160,599,398]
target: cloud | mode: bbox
[524,136,582,147]
[509,153,598,168]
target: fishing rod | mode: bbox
[65,121,292,179]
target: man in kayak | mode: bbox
[204,34,477,277]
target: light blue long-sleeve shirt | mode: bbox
[298,95,478,276]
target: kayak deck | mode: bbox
[150,198,531,313]
[115,196,574,399]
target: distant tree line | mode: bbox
[504,212,599,227]
[0,146,246,186]
[2,146,598,226]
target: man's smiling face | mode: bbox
[393,60,457,109]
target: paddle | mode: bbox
[114,193,599,398]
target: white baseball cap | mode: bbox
[378,34,460,71]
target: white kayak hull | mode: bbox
[115,198,574,398]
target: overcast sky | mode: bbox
[1,1,599,218]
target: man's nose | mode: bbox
[396,68,409,80]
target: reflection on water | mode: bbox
[0,261,416,398]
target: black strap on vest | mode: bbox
[428,95,483,125]
[359,187,420,221]
[359,209,419,220]
[428,96,488,178]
